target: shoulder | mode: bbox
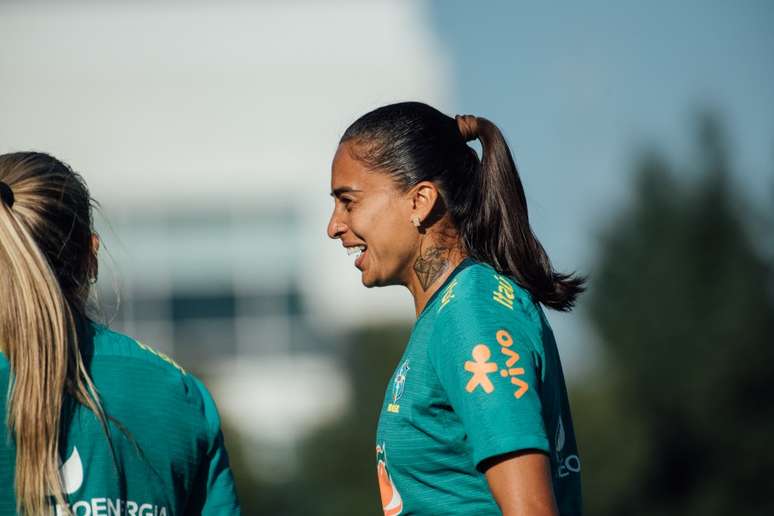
[90,323,187,376]
[89,325,223,435]
[436,261,539,322]
[430,261,545,355]
[88,324,213,412]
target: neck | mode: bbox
[406,240,467,317]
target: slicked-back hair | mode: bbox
[341,102,585,311]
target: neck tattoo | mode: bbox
[413,245,450,291]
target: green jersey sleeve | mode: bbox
[185,376,241,515]
[429,274,550,469]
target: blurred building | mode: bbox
[1,0,451,479]
[100,205,308,360]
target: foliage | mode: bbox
[576,115,774,515]
[225,324,410,516]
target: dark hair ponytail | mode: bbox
[341,101,585,311]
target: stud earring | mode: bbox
[411,215,421,227]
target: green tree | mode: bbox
[224,324,410,516]
[576,116,774,515]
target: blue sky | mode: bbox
[428,1,774,373]
[431,0,773,263]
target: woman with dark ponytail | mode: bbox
[328,102,584,515]
[0,152,240,515]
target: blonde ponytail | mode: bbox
[0,153,109,515]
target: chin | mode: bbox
[360,269,400,289]
[360,274,379,288]
[360,268,383,288]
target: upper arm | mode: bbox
[185,376,241,516]
[431,288,550,469]
[484,451,559,516]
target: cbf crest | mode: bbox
[387,360,410,414]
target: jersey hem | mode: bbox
[473,434,551,471]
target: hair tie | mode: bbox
[455,114,479,142]
[0,181,14,208]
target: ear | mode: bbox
[91,234,100,255]
[409,181,439,224]
[89,234,100,284]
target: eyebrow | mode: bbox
[330,187,362,198]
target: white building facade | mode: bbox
[1,0,452,476]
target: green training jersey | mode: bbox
[0,324,240,516]
[375,260,582,515]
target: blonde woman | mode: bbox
[0,152,240,515]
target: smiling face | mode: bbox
[327,142,420,287]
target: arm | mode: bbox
[185,376,241,516]
[430,270,556,512]
[483,451,559,516]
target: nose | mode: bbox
[327,212,346,240]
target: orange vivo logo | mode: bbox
[462,330,529,399]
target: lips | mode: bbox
[344,244,367,270]
[355,249,367,270]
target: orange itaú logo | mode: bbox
[376,443,403,516]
